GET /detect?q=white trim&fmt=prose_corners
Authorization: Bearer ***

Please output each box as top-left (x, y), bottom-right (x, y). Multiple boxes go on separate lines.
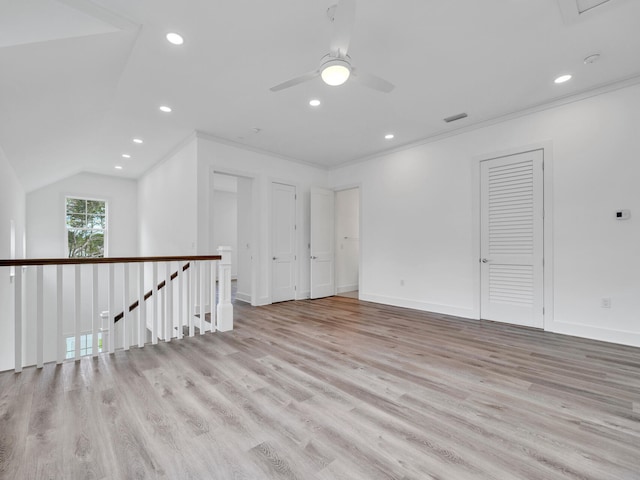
top-left (329, 182), bottom-right (363, 302)
top-left (196, 131), bottom-right (325, 171)
top-left (334, 74), bottom-right (640, 171)
top-left (336, 284), bottom-right (358, 294)
top-left (471, 141), bottom-right (554, 328)
top-left (63, 195), bottom-right (109, 258)
top-left (235, 292), bottom-right (252, 304)
top-left (207, 167), bottom-right (259, 306)
top-left (547, 322), bottom-right (640, 348)
top-left (360, 293), bottom-right (476, 320)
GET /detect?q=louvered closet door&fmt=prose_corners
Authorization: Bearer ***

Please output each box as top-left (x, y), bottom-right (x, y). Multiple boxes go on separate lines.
top-left (480, 150), bottom-right (544, 328)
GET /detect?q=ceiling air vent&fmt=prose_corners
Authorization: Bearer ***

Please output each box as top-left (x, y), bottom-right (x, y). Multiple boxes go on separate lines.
top-left (557, 0), bottom-right (628, 23)
top-left (444, 113), bottom-right (468, 123)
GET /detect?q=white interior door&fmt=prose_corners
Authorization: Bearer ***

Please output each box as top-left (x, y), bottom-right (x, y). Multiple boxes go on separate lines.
top-left (480, 149), bottom-right (544, 328)
top-left (271, 182), bottom-right (296, 303)
top-left (310, 187), bottom-right (335, 299)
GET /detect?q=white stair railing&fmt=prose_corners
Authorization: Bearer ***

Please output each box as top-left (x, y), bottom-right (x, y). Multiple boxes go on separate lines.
top-left (0, 248), bottom-right (233, 373)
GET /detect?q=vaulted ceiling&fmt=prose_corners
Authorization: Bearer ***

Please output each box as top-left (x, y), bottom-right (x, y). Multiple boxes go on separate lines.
top-left (1, 0), bottom-right (640, 191)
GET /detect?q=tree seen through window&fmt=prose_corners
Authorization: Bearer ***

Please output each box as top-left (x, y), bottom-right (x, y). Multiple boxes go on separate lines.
top-left (66, 197), bottom-right (107, 258)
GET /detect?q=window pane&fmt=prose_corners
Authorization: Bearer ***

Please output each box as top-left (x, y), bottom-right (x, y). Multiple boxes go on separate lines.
top-left (66, 198), bottom-right (86, 214)
top-left (66, 213), bottom-right (87, 228)
top-left (87, 200), bottom-right (106, 215)
top-left (66, 336), bottom-right (75, 359)
top-left (88, 215), bottom-right (105, 230)
top-left (68, 230), bottom-right (104, 258)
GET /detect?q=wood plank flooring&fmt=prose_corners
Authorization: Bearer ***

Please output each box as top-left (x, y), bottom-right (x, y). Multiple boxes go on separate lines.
top-left (1, 296), bottom-right (640, 479)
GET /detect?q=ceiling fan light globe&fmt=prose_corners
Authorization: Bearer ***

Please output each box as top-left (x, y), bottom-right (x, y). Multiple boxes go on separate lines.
top-left (320, 58), bottom-right (351, 86)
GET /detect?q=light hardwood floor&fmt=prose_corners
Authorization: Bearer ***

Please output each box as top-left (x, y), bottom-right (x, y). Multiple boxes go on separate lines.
top-left (1, 296), bottom-right (639, 479)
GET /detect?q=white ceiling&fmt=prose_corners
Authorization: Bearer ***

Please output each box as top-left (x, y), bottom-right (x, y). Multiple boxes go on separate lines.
top-left (1, 0), bottom-right (640, 191)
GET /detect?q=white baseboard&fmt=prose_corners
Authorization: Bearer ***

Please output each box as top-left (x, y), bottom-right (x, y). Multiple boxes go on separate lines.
top-left (359, 293), bottom-right (476, 320)
top-left (296, 291), bottom-right (310, 300)
top-left (235, 292), bottom-right (251, 304)
top-left (547, 320), bottom-right (640, 348)
top-left (336, 284), bottom-right (358, 294)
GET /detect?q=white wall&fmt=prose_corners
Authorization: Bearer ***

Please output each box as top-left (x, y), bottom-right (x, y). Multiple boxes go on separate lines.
top-left (329, 83), bottom-right (640, 346)
top-left (25, 172), bottom-right (139, 365)
top-left (138, 137), bottom-right (198, 256)
top-left (212, 189), bottom-right (238, 278)
top-left (196, 134), bottom-right (328, 305)
top-left (0, 148), bottom-right (25, 372)
top-left (335, 188), bottom-right (359, 293)
top-left (27, 172), bottom-right (138, 258)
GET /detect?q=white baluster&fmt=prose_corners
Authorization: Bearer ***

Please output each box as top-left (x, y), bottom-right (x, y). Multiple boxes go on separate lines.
top-left (217, 246), bottom-right (233, 331)
top-left (166, 261), bottom-right (173, 342)
top-left (199, 261), bottom-right (205, 335)
top-left (211, 259), bottom-right (217, 332)
top-left (139, 263), bottom-right (145, 348)
top-left (177, 263), bottom-right (183, 340)
top-left (74, 265), bottom-right (81, 360)
top-left (188, 261), bottom-right (194, 337)
top-left (56, 265), bottom-right (64, 364)
top-left (36, 265), bottom-right (44, 368)
top-left (123, 263), bottom-right (130, 351)
top-left (152, 262), bottom-right (158, 345)
top-left (92, 264), bottom-right (99, 357)
top-left (108, 264), bottom-right (115, 354)
top-left (14, 265), bottom-right (22, 372)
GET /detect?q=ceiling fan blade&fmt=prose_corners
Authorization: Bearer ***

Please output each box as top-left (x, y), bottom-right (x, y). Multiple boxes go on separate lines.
top-left (351, 68), bottom-right (395, 93)
top-left (270, 70), bottom-right (320, 92)
top-left (329, 0), bottom-right (356, 57)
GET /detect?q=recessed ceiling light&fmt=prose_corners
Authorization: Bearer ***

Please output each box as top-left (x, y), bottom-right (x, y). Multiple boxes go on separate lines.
top-left (385, 134), bottom-right (395, 140)
top-left (554, 74), bottom-right (572, 84)
top-left (309, 99), bottom-right (321, 107)
top-left (159, 105), bottom-right (172, 113)
top-left (133, 138), bottom-right (143, 144)
top-left (122, 154), bottom-right (131, 159)
top-left (115, 165), bottom-right (123, 170)
top-left (166, 33), bottom-right (184, 45)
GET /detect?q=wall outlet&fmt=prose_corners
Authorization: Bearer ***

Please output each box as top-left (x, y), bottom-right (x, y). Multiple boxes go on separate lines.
top-left (601, 297), bottom-right (611, 308)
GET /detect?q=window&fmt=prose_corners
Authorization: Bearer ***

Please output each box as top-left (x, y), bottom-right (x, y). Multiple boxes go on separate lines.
top-left (65, 333), bottom-right (103, 359)
top-left (66, 197), bottom-right (107, 258)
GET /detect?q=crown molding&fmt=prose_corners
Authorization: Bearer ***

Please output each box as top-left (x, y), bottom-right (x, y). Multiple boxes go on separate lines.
top-left (194, 130), bottom-right (327, 171)
top-left (333, 73), bottom-right (640, 170)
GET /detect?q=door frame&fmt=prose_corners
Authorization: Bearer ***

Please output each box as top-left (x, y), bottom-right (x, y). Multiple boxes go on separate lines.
top-left (331, 182), bottom-right (363, 299)
top-left (471, 142), bottom-right (554, 329)
top-left (268, 179), bottom-right (299, 304)
top-left (209, 168), bottom-right (259, 306)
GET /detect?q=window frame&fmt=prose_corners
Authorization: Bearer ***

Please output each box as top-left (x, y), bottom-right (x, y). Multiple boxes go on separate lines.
top-left (64, 196), bottom-right (109, 258)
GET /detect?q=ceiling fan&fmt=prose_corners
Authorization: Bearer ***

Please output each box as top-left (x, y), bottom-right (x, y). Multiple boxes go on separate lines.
top-left (270, 0), bottom-right (395, 93)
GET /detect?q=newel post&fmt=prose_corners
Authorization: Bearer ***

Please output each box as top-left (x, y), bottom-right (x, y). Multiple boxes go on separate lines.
top-left (216, 246), bottom-right (233, 331)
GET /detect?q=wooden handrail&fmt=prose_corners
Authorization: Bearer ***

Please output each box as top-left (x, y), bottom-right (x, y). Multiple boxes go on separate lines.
top-left (0, 255), bottom-right (221, 267)
top-left (113, 261), bottom-right (194, 323)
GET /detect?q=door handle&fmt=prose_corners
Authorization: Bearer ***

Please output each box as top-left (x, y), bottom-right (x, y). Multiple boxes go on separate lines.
top-left (272, 257), bottom-right (277, 260)
top-left (481, 258), bottom-right (490, 263)
top-left (311, 256), bottom-right (317, 260)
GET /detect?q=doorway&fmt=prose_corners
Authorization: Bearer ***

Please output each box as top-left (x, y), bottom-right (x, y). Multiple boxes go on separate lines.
top-left (335, 187), bottom-right (360, 298)
top-left (212, 172), bottom-right (255, 304)
top-left (480, 149), bottom-right (544, 328)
